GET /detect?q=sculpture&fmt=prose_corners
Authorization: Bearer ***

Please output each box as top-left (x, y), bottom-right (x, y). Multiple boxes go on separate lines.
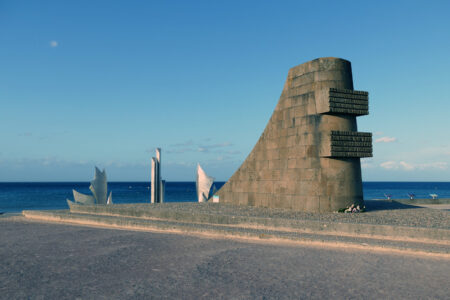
top-left (151, 148), bottom-right (165, 203)
top-left (196, 163), bottom-right (214, 202)
top-left (216, 57), bottom-right (372, 212)
top-left (67, 167), bottom-right (112, 206)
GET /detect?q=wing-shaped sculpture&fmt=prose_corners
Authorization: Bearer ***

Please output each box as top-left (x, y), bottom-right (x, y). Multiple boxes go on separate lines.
top-left (90, 167), bottom-right (107, 204)
top-left (72, 189), bottom-right (96, 205)
top-left (107, 191), bottom-right (113, 205)
top-left (196, 164), bottom-right (214, 203)
top-left (69, 167), bottom-right (111, 207)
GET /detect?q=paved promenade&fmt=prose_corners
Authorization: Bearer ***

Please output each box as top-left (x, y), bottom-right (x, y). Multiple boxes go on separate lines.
top-left (1, 216), bottom-right (449, 299)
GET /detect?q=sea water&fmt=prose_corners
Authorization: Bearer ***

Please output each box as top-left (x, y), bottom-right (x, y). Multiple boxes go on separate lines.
top-left (1, 182), bottom-right (450, 213)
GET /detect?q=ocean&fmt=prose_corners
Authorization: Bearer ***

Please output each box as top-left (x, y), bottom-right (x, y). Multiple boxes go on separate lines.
top-left (1, 181), bottom-right (450, 213)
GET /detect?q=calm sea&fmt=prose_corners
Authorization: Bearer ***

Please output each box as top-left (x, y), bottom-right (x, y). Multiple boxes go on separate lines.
top-left (1, 182), bottom-right (449, 213)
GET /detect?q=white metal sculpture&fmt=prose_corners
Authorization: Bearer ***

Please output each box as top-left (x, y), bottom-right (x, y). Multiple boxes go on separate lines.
top-left (151, 157), bottom-right (157, 203)
top-left (72, 189), bottom-right (95, 205)
top-left (90, 167), bottom-right (108, 204)
top-left (107, 191), bottom-right (113, 204)
top-left (67, 167), bottom-right (112, 206)
top-left (196, 163), bottom-right (214, 202)
top-left (151, 148), bottom-right (164, 203)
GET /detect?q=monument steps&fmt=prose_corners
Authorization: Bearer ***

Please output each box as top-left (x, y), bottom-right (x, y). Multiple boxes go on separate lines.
top-left (22, 203), bottom-right (449, 256)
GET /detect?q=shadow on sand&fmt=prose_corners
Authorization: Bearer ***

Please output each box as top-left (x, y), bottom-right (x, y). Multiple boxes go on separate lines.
top-left (364, 200), bottom-right (420, 212)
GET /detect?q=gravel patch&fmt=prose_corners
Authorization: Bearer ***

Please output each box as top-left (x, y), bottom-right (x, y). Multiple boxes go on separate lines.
top-left (88, 200), bottom-right (449, 230)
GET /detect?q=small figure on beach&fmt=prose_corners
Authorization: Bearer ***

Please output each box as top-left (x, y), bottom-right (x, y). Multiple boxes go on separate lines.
top-left (338, 204), bottom-right (365, 213)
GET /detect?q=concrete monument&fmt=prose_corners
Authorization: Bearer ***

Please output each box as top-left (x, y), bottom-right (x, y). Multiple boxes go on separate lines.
top-left (217, 57), bottom-right (372, 212)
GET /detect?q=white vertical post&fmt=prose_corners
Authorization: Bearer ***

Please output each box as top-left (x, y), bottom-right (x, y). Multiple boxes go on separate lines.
top-left (151, 148), bottom-right (163, 204)
top-left (156, 148), bottom-right (161, 203)
top-left (151, 157), bottom-right (157, 203)
top-left (160, 180), bottom-right (165, 203)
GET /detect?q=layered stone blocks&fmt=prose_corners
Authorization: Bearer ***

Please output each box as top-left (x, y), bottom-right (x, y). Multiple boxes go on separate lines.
top-left (320, 131), bottom-right (373, 158)
top-left (217, 57), bottom-right (372, 212)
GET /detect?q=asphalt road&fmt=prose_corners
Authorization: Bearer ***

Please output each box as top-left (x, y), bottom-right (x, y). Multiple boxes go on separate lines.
top-left (1, 218), bottom-right (449, 299)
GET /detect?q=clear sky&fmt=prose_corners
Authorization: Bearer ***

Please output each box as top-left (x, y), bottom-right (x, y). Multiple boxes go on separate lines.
top-left (1, 0), bottom-right (449, 182)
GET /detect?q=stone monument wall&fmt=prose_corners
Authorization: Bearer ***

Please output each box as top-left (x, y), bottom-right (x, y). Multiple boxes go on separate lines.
top-left (217, 57), bottom-right (372, 212)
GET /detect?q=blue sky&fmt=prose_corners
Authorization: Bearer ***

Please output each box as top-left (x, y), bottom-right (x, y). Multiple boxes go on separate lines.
top-left (1, 0), bottom-right (449, 182)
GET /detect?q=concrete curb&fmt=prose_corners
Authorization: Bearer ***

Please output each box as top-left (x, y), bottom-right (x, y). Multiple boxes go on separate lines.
top-left (22, 208), bottom-right (450, 246)
top-left (66, 203), bottom-right (450, 243)
top-left (21, 210), bottom-right (450, 256)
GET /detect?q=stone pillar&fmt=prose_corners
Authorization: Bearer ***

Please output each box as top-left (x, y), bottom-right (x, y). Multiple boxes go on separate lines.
top-left (217, 57), bottom-right (372, 212)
